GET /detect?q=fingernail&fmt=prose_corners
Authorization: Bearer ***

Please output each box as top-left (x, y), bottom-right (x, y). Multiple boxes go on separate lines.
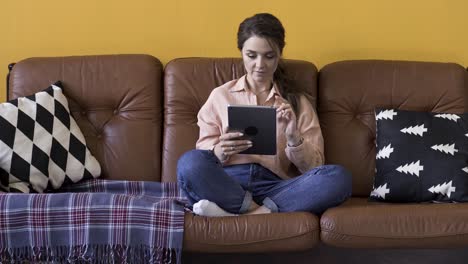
top-left (239, 133), bottom-right (244, 136)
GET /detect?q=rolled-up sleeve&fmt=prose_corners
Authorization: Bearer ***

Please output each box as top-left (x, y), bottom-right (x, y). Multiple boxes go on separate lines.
top-left (285, 96), bottom-right (324, 173)
top-left (196, 91), bottom-right (222, 150)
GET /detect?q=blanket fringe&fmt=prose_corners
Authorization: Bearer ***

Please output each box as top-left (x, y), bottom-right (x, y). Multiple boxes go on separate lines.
top-left (0, 244), bottom-right (180, 263)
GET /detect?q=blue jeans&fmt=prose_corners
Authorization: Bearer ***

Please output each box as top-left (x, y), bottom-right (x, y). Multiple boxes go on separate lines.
top-left (177, 149), bottom-right (352, 215)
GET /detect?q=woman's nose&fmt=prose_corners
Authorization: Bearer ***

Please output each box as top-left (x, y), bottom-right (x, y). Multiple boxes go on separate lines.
top-left (256, 57), bottom-right (266, 68)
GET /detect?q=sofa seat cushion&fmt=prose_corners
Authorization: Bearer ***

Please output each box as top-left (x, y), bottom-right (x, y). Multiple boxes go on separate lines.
top-left (321, 198), bottom-right (468, 248)
top-left (183, 211), bottom-right (319, 253)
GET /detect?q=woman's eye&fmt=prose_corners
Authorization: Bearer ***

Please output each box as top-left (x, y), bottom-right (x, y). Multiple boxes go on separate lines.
top-left (266, 54), bottom-right (276, 59)
top-left (247, 54), bottom-right (256, 58)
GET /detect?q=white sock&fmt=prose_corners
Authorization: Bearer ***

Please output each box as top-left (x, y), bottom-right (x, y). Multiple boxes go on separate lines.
top-left (193, 199), bottom-right (237, 217)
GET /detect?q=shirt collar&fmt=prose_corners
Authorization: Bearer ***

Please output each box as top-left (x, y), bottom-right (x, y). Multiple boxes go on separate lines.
top-left (229, 75), bottom-right (281, 99)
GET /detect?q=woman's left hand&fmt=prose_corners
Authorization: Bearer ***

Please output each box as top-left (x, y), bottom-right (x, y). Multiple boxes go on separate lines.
top-left (277, 103), bottom-right (302, 146)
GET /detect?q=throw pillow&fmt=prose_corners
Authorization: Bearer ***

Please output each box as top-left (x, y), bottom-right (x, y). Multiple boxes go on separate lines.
top-left (0, 81), bottom-right (101, 193)
top-left (371, 108), bottom-right (468, 203)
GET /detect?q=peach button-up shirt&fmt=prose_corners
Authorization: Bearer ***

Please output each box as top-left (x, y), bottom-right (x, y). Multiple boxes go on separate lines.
top-left (196, 75), bottom-right (324, 180)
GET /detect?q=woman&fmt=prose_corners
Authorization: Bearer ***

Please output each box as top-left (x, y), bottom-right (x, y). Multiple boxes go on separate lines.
top-left (177, 13), bottom-right (352, 217)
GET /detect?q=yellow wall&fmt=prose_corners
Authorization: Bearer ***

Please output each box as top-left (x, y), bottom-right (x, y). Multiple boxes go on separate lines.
top-left (1, 0), bottom-right (467, 102)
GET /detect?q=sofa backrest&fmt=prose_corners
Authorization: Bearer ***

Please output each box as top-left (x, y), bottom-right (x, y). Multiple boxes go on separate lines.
top-left (162, 58), bottom-right (318, 182)
top-left (318, 60), bottom-right (467, 197)
top-left (8, 54), bottom-right (164, 182)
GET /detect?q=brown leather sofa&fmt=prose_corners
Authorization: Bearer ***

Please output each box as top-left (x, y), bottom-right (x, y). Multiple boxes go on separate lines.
top-left (7, 55), bottom-right (468, 263)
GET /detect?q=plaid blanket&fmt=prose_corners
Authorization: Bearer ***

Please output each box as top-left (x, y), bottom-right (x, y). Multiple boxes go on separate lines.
top-left (0, 179), bottom-right (187, 264)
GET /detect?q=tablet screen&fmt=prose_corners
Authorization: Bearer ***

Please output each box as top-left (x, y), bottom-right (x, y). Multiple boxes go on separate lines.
top-left (227, 105), bottom-right (276, 155)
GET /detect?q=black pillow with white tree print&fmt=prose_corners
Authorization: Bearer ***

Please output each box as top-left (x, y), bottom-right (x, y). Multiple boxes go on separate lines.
top-left (371, 108), bottom-right (468, 203)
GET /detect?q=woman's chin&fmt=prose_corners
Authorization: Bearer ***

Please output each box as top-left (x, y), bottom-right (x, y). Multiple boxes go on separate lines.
top-left (252, 75), bottom-right (270, 83)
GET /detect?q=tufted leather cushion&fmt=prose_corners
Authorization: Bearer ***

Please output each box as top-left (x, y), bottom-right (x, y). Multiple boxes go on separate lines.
top-left (162, 57), bottom-right (318, 182)
top-left (8, 54), bottom-right (163, 182)
top-left (163, 57), bottom-right (320, 252)
top-left (319, 61), bottom-right (468, 248)
top-left (318, 60), bottom-right (466, 197)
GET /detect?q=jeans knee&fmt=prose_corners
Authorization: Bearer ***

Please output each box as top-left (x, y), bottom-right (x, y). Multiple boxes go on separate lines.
top-left (177, 149), bottom-right (220, 185)
top-left (177, 149), bottom-right (205, 183)
top-left (326, 164), bottom-right (353, 197)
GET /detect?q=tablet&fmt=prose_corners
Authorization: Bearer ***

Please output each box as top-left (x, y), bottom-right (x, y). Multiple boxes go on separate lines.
top-left (227, 105), bottom-right (276, 155)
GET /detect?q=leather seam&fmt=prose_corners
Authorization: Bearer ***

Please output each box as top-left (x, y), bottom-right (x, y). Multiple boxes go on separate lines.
top-left (321, 229), bottom-right (468, 239)
top-left (185, 229), bottom-right (319, 246)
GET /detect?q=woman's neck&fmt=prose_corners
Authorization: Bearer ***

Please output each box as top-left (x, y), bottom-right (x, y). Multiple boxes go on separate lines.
top-left (246, 75), bottom-right (273, 94)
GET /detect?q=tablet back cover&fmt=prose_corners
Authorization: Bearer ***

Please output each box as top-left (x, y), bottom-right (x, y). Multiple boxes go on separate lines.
top-left (228, 105), bottom-right (276, 155)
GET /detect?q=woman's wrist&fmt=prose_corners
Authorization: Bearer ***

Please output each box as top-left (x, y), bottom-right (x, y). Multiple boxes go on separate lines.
top-left (213, 144), bottom-right (228, 162)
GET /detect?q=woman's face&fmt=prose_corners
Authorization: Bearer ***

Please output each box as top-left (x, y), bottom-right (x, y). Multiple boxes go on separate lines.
top-left (241, 36), bottom-right (280, 85)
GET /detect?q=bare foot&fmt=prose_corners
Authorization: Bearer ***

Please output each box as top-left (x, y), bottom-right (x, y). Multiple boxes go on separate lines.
top-left (245, 205), bottom-right (272, 215)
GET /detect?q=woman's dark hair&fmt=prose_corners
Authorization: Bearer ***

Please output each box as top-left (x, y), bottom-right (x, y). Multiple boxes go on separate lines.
top-left (237, 13), bottom-right (303, 114)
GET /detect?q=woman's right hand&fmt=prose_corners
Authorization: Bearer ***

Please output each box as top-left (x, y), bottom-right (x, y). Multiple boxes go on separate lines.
top-left (214, 128), bottom-right (253, 161)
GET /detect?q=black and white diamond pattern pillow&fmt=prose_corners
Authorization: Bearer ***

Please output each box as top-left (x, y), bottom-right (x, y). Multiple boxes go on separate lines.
top-left (0, 82), bottom-right (101, 193)
top-left (371, 108), bottom-right (468, 203)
